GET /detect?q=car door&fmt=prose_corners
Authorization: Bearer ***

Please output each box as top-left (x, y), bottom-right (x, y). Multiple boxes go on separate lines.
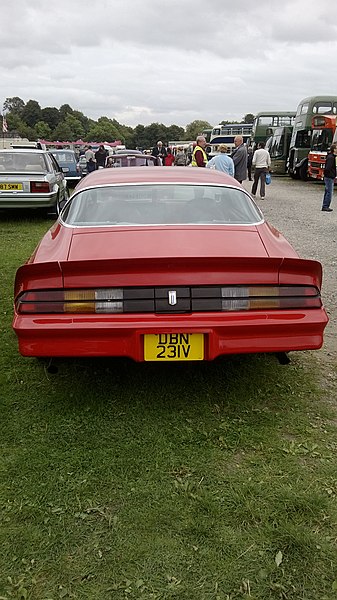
top-left (48, 152), bottom-right (67, 198)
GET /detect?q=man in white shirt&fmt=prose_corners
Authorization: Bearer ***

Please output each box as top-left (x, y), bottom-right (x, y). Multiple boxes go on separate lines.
top-left (251, 141), bottom-right (271, 199)
top-left (85, 145), bottom-right (96, 173)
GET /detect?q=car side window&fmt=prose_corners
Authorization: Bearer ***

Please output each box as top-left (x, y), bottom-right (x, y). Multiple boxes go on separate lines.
top-left (49, 153), bottom-right (62, 173)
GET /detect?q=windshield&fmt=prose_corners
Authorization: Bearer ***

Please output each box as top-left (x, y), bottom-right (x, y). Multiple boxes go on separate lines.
top-left (0, 152), bottom-right (48, 173)
top-left (311, 129), bottom-right (333, 151)
top-left (52, 152), bottom-right (76, 164)
top-left (62, 184), bottom-right (263, 227)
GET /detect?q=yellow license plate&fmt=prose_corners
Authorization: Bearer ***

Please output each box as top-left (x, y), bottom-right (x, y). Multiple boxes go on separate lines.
top-left (0, 183), bottom-right (23, 191)
top-left (144, 333), bottom-right (204, 361)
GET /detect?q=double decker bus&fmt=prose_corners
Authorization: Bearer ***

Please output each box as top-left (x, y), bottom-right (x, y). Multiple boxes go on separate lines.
top-left (208, 123), bottom-right (252, 154)
top-left (307, 115), bottom-right (337, 180)
top-left (287, 96), bottom-right (337, 180)
top-left (250, 112), bottom-right (295, 151)
top-left (265, 126), bottom-right (293, 175)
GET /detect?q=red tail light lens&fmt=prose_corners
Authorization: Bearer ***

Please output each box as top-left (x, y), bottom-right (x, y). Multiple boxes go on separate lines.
top-left (30, 181), bottom-right (51, 193)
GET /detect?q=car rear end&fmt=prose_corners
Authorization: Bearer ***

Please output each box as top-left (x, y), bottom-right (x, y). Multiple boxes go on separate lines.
top-left (0, 150), bottom-right (58, 209)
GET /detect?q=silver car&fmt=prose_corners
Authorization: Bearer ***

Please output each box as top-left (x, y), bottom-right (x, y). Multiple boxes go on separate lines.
top-left (0, 149), bottom-right (68, 211)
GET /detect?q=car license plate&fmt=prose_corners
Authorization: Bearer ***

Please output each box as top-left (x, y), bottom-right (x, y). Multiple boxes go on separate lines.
top-left (0, 183), bottom-right (23, 191)
top-left (144, 333), bottom-right (204, 361)
top-left (63, 168), bottom-right (69, 172)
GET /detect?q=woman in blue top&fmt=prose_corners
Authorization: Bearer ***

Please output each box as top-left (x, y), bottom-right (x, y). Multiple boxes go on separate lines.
top-left (206, 144), bottom-right (235, 176)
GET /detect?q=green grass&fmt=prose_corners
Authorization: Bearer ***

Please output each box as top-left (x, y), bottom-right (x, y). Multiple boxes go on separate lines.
top-left (1, 214), bottom-right (337, 600)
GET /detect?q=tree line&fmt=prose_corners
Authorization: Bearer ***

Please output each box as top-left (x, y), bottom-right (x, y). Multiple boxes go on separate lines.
top-left (2, 97), bottom-right (254, 148)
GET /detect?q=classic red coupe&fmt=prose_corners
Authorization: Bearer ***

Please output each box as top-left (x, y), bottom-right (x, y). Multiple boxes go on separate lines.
top-left (13, 167), bottom-right (328, 361)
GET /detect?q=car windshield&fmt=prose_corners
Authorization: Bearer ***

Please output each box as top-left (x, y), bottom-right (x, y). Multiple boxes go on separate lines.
top-left (62, 184), bottom-right (263, 226)
top-left (52, 152), bottom-right (76, 164)
top-left (0, 152), bottom-right (48, 173)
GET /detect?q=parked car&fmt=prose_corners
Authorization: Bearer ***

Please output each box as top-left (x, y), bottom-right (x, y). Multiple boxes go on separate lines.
top-left (77, 155), bottom-right (88, 177)
top-left (13, 167), bottom-right (328, 360)
top-left (0, 149), bottom-right (68, 211)
top-left (50, 149), bottom-right (81, 186)
top-left (106, 153), bottom-right (160, 167)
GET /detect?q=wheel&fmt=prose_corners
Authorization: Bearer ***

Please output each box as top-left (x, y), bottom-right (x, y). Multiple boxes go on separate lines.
top-left (56, 189), bottom-right (69, 216)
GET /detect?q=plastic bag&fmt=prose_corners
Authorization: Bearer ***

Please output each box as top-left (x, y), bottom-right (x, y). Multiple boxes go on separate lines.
top-left (265, 172), bottom-right (271, 185)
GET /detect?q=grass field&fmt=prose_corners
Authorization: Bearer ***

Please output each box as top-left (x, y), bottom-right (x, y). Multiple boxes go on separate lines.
top-left (1, 213), bottom-right (337, 600)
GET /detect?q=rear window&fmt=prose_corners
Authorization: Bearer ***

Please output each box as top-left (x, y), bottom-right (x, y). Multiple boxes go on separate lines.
top-left (52, 152), bottom-right (76, 164)
top-left (62, 184), bottom-right (263, 227)
top-left (0, 152), bottom-right (48, 173)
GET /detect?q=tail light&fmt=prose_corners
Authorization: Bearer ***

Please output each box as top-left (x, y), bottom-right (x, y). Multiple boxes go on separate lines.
top-left (30, 181), bottom-right (51, 193)
top-left (16, 286), bottom-right (322, 315)
top-left (220, 286), bottom-right (322, 311)
top-left (16, 289), bottom-right (123, 314)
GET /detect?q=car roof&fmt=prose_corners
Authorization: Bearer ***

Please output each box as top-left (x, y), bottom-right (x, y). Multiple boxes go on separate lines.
top-left (74, 166), bottom-right (241, 192)
top-left (0, 148), bottom-right (48, 154)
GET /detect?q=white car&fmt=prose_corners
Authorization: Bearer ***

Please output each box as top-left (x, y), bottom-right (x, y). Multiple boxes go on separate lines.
top-left (0, 149), bottom-right (68, 212)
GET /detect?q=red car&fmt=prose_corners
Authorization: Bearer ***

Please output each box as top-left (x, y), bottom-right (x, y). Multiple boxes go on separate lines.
top-left (13, 167), bottom-right (328, 362)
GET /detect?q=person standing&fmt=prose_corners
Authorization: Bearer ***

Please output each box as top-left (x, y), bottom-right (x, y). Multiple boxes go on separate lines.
top-left (251, 141), bottom-right (271, 199)
top-left (164, 147), bottom-right (175, 166)
top-left (247, 146), bottom-right (253, 181)
top-left (321, 143), bottom-right (337, 212)
top-left (85, 145), bottom-right (96, 173)
top-left (151, 141), bottom-right (167, 165)
top-left (206, 144), bottom-right (234, 176)
top-left (231, 135), bottom-right (247, 183)
top-left (191, 136), bottom-right (208, 167)
top-left (95, 144), bottom-right (108, 169)
top-left (174, 146), bottom-right (187, 166)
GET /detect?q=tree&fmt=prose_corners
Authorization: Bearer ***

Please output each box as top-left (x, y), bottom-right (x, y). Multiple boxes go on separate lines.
top-left (3, 96), bottom-right (25, 115)
top-left (243, 113), bottom-right (255, 124)
top-left (63, 114), bottom-right (85, 139)
top-left (41, 107), bottom-right (61, 129)
top-left (59, 104), bottom-right (74, 121)
top-left (51, 122), bottom-right (74, 141)
top-left (35, 121), bottom-right (52, 139)
top-left (166, 124), bottom-right (185, 141)
top-left (21, 100), bottom-right (42, 127)
top-left (185, 120), bottom-right (212, 141)
top-left (86, 117), bottom-right (121, 142)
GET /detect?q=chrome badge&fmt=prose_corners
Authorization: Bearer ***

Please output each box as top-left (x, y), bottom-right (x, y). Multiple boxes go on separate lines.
top-left (168, 290), bottom-right (177, 306)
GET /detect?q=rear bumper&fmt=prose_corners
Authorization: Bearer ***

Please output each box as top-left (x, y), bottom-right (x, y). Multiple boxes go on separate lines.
top-left (65, 176), bottom-right (81, 184)
top-left (13, 309), bottom-right (328, 359)
top-left (0, 191), bottom-right (58, 208)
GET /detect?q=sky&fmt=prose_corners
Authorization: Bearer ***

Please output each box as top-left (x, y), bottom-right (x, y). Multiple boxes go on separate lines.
top-left (3, 0), bottom-right (337, 128)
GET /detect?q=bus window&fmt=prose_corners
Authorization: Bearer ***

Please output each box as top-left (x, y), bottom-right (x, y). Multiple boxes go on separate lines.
top-left (313, 102), bottom-right (333, 114)
top-left (258, 116), bottom-right (274, 126)
top-left (300, 103), bottom-right (309, 115)
top-left (311, 129), bottom-right (333, 151)
top-left (294, 130), bottom-right (311, 148)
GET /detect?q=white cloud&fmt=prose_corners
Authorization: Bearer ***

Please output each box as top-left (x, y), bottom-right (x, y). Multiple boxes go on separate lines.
top-left (2, 0), bottom-right (337, 126)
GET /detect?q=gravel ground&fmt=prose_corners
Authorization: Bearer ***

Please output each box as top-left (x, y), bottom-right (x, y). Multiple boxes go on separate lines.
top-left (242, 175), bottom-right (337, 386)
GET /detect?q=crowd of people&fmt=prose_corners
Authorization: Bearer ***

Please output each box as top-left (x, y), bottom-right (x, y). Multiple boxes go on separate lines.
top-left (83, 137), bottom-right (336, 210)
